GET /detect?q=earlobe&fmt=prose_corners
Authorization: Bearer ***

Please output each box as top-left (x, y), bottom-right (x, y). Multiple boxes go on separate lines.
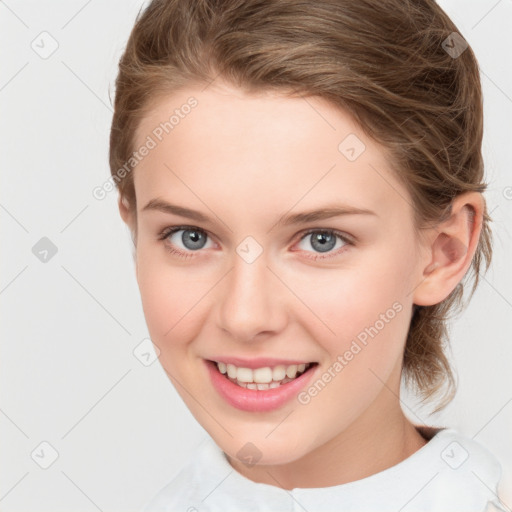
top-left (413, 192), bottom-right (484, 306)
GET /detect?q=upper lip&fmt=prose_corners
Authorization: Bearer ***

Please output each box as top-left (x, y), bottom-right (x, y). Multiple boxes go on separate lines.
top-left (207, 356), bottom-right (317, 369)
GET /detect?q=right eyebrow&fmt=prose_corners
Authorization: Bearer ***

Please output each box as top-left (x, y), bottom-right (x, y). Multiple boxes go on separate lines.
top-left (141, 199), bottom-right (211, 223)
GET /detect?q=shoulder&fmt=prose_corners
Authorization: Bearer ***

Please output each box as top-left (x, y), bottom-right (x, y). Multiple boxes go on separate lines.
top-left (410, 426), bottom-right (506, 511)
top-left (139, 437), bottom-right (225, 512)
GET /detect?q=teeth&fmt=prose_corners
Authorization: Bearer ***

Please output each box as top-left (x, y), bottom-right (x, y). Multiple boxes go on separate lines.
top-left (237, 367), bottom-right (255, 383)
top-left (254, 367), bottom-right (273, 383)
top-left (215, 361), bottom-right (313, 389)
top-left (272, 365), bottom-right (286, 381)
top-left (286, 365), bottom-right (298, 379)
top-left (226, 364), bottom-right (237, 379)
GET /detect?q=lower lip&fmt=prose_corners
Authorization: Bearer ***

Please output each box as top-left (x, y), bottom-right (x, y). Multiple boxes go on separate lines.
top-left (205, 359), bottom-right (318, 412)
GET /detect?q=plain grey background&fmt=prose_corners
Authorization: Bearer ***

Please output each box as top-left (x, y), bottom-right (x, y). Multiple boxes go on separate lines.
top-left (1, 0), bottom-right (511, 510)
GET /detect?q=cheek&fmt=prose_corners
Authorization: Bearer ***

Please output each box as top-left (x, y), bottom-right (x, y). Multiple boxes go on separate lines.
top-left (298, 265), bottom-right (405, 326)
top-left (135, 247), bottom-right (203, 345)
top-left (288, 255), bottom-right (412, 368)
top-left (297, 274), bottom-right (409, 424)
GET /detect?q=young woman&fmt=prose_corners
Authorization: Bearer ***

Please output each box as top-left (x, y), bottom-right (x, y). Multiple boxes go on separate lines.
top-left (109, 0), bottom-right (506, 510)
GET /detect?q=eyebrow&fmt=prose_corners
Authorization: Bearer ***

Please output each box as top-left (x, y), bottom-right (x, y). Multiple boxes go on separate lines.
top-left (141, 198), bottom-right (377, 226)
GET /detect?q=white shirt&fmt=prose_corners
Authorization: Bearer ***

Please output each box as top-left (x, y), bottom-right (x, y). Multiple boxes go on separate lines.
top-left (141, 426), bottom-right (506, 511)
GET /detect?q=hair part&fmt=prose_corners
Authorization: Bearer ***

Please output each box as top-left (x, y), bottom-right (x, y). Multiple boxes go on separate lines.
top-left (109, 0), bottom-right (493, 413)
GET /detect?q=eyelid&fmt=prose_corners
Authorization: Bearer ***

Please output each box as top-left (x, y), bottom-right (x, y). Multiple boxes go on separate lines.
top-left (158, 224), bottom-right (216, 242)
top-left (296, 227), bottom-right (354, 243)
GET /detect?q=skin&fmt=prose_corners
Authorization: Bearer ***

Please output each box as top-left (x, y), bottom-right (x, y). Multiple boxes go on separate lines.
top-left (118, 79), bottom-right (484, 490)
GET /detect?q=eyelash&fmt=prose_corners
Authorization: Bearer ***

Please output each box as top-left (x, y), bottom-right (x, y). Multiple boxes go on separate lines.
top-left (157, 225), bottom-right (354, 261)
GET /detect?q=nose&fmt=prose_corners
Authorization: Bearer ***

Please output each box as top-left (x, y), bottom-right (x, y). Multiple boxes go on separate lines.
top-left (216, 251), bottom-right (288, 342)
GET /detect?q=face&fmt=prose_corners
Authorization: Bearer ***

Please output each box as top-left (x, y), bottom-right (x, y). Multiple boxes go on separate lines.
top-left (125, 80), bottom-right (429, 467)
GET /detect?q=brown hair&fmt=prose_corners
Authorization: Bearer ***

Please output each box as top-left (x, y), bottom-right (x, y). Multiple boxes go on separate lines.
top-left (109, 0), bottom-right (493, 413)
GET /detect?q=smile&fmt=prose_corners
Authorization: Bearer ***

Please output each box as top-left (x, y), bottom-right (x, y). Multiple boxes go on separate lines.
top-left (214, 361), bottom-right (315, 390)
top-left (205, 359), bottom-right (319, 412)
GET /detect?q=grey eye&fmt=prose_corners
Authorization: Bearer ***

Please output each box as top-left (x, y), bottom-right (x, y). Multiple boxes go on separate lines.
top-left (169, 229), bottom-right (210, 251)
top-left (298, 231), bottom-right (344, 253)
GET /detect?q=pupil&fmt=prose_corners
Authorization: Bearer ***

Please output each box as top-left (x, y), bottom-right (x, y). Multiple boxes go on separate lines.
top-left (312, 232), bottom-right (335, 253)
top-left (183, 230), bottom-right (206, 250)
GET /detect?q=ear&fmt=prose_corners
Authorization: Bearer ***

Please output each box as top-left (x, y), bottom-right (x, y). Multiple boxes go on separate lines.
top-left (118, 195), bottom-right (138, 273)
top-left (412, 191), bottom-right (484, 306)
top-left (118, 195), bottom-right (137, 236)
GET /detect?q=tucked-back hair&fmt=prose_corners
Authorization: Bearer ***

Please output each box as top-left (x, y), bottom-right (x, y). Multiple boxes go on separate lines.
top-left (109, 0), bottom-right (493, 413)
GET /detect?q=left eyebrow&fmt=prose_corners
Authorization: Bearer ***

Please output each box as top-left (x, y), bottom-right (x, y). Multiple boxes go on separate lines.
top-left (275, 205), bottom-right (378, 227)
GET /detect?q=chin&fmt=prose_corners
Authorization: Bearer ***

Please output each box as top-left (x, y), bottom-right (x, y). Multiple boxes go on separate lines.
top-left (221, 434), bottom-right (310, 467)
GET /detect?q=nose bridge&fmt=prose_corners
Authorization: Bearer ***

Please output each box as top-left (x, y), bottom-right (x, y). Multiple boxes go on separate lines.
top-left (216, 244), bottom-right (285, 341)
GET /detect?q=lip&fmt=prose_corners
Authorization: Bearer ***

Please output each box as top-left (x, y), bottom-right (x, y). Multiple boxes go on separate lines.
top-left (207, 356), bottom-right (316, 369)
top-left (205, 359), bottom-right (319, 412)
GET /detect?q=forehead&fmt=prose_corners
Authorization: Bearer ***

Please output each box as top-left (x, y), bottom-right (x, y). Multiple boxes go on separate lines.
top-left (132, 81), bottom-right (412, 222)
